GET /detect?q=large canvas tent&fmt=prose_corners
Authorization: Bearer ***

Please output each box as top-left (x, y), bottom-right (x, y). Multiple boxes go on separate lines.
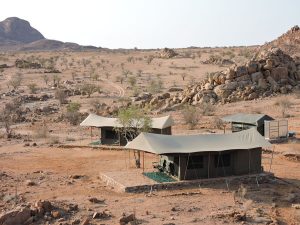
top-left (80, 114), bottom-right (174, 145)
top-left (222, 113), bottom-right (274, 136)
top-left (126, 128), bottom-right (271, 180)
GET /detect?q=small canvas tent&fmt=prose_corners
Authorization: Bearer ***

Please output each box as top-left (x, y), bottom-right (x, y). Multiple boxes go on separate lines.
top-left (126, 128), bottom-right (271, 180)
top-left (80, 114), bottom-right (174, 145)
top-left (222, 113), bottom-right (274, 136)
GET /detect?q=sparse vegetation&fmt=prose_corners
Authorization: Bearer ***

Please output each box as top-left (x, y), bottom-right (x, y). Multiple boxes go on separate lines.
top-left (274, 97), bottom-right (293, 118)
top-left (65, 102), bottom-right (81, 125)
top-left (182, 104), bottom-right (200, 129)
top-left (27, 83), bottom-right (38, 94)
top-left (55, 89), bottom-right (67, 105)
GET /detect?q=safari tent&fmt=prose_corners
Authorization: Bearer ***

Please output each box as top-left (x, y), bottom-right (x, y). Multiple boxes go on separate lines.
top-left (126, 128), bottom-right (271, 180)
top-left (80, 114), bottom-right (174, 145)
top-left (221, 113), bottom-right (274, 136)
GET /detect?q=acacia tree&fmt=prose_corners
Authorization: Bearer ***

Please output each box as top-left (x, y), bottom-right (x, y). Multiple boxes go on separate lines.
top-left (115, 106), bottom-right (152, 168)
top-left (0, 99), bottom-right (22, 138)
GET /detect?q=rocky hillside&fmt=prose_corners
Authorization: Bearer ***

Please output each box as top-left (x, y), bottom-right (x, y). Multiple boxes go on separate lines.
top-left (0, 17), bottom-right (44, 44)
top-left (132, 47), bottom-right (300, 111)
top-left (263, 25), bottom-right (300, 58)
top-left (0, 17), bottom-right (100, 51)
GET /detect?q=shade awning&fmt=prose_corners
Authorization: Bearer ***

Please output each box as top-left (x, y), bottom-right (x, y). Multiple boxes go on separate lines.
top-left (125, 128), bottom-right (272, 154)
top-left (80, 114), bottom-right (174, 129)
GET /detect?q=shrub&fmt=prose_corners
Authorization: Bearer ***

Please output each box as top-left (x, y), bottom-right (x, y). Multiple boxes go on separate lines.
top-left (274, 97), bottom-right (293, 118)
top-left (65, 102), bottom-right (81, 125)
top-left (211, 117), bottom-right (225, 129)
top-left (199, 102), bottom-right (215, 116)
top-left (81, 83), bottom-right (100, 97)
top-left (55, 89), bottom-right (67, 105)
top-left (9, 73), bottom-right (22, 90)
top-left (182, 104), bottom-right (200, 129)
top-left (128, 76), bottom-right (137, 86)
top-left (27, 83), bottom-right (38, 94)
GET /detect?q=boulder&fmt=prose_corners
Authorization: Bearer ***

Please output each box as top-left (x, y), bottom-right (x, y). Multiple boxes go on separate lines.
top-left (248, 92), bottom-right (259, 100)
top-left (204, 83), bottom-right (213, 90)
top-left (280, 86), bottom-right (288, 94)
top-left (271, 66), bottom-right (289, 81)
top-left (258, 78), bottom-right (268, 90)
top-left (267, 76), bottom-right (279, 91)
top-left (235, 66), bottom-right (248, 77)
top-left (247, 61), bottom-right (259, 74)
top-left (168, 87), bottom-right (183, 92)
top-left (119, 214), bottom-right (135, 224)
top-left (235, 74), bottom-right (251, 82)
top-left (0, 207), bottom-right (31, 225)
top-left (264, 59), bottom-right (275, 70)
top-left (251, 72), bottom-right (264, 83)
top-left (226, 67), bottom-right (236, 80)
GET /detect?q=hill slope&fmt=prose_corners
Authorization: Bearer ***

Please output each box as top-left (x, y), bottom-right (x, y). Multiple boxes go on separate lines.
top-left (263, 25), bottom-right (300, 58)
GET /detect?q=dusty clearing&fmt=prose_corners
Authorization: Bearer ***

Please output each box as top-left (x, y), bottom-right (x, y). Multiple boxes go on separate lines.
top-left (0, 142), bottom-right (300, 224)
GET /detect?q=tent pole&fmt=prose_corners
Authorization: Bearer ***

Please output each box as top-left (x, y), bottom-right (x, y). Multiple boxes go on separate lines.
top-left (90, 127), bottom-right (92, 142)
top-left (143, 151), bottom-right (145, 173)
top-left (129, 149), bottom-right (130, 168)
top-left (208, 152), bottom-right (210, 178)
top-left (184, 153), bottom-right (190, 180)
top-left (248, 149), bottom-right (251, 176)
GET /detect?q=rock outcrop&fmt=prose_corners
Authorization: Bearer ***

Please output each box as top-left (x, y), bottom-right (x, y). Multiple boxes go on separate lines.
top-left (159, 48), bottom-right (178, 58)
top-left (263, 25), bottom-right (300, 57)
top-left (0, 17), bottom-right (44, 44)
top-left (132, 47), bottom-right (300, 111)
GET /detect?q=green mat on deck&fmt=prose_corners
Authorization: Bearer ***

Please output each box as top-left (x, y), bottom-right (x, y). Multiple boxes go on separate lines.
top-left (89, 140), bottom-right (101, 145)
top-left (143, 172), bottom-right (176, 183)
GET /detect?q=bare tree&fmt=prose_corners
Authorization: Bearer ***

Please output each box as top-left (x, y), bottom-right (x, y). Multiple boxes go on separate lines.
top-left (55, 89), bottom-right (67, 105)
top-left (0, 99), bottom-right (22, 138)
top-left (9, 73), bottom-right (22, 90)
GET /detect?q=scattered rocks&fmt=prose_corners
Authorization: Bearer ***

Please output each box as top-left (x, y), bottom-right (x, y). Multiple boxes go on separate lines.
top-left (15, 59), bottom-right (42, 69)
top-left (0, 207), bottom-right (31, 225)
top-left (0, 64), bottom-right (9, 69)
top-left (88, 197), bottom-right (105, 204)
top-left (202, 55), bottom-right (234, 66)
top-left (92, 210), bottom-right (111, 219)
top-left (292, 204), bottom-right (300, 209)
top-left (119, 213), bottom-right (135, 224)
top-left (25, 179), bottom-right (36, 186)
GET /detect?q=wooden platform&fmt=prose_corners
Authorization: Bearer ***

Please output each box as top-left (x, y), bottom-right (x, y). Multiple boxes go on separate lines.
top-left (99, 170), bottom-right (274, 193)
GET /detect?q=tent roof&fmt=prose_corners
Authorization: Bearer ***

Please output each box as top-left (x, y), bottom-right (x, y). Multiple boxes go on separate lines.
top-left (80, 114), bottom-right (174, 129)
top-left (221, 113), bottom-right (274, 125)
top-left (125, 128), bottom-right (272, 154)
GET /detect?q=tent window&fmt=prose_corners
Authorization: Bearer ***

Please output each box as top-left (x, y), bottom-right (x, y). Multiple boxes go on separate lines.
top-left (105, 130), bottom-right (117, 139)
top-left (187, 156), bottom-right (204, 169)
top-left (214, 153), bottom-right (231, 168)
